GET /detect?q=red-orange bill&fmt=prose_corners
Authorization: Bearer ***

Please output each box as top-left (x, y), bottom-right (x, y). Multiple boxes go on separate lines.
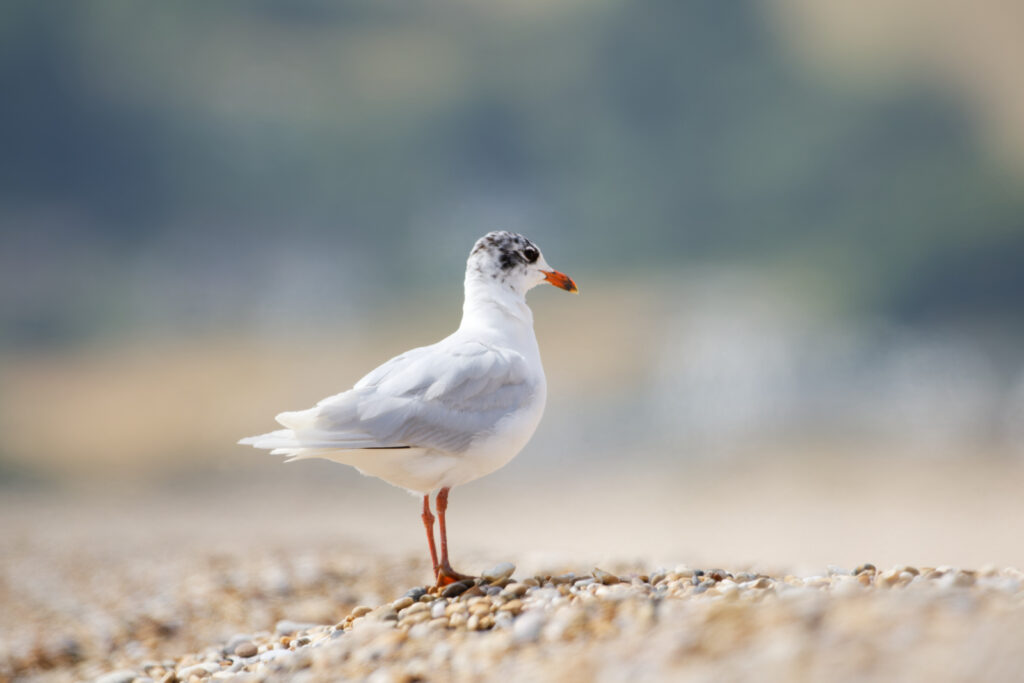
top-left (542, 269), bottom-right (578, 293)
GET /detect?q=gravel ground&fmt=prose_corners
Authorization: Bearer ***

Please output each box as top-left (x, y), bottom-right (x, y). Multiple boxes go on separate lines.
top-left (4, 545), bottom-right (1024, 683)
top-left (4, 463), bottom-right (1024, 683)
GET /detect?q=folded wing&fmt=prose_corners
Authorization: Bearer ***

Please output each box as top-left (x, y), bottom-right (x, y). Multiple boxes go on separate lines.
top-left (244, 340), bottom-right (534, 455)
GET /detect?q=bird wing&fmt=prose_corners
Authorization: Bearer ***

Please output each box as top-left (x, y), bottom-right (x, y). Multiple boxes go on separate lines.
top-left (273, 340), bottom-right (535, 453)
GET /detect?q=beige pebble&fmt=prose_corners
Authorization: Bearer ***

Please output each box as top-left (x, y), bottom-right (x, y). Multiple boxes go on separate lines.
top-left (391, 596), bottom-right (415, 610)
top-left (350, 606), bottom-right (373, 619)
top-left (370, 605), bottom-right (398, 621)
top-left (445, 602), bottom-right (467, 616)
top-left (399, 602), bottom-right (429, 618)
top-left (401, 611), bottom-right (431, 627)
top-left (233, 641), bottom-right (257, 658)
top-left (498, 599), bottom-right (524, 614)
top-left (501, 583), bottom-right (528, 598)
top-left (593, 568), bottom-right (621, 585)
top-left (877, 570), bottom-right (908, 588)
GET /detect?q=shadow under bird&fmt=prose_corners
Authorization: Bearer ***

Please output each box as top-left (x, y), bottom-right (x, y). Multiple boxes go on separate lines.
top-left (240, 231), bottom-right (577, 585)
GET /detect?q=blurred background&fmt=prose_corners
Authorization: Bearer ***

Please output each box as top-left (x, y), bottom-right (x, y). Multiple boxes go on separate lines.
top-left (3, 0), bottom-right (1024, 579)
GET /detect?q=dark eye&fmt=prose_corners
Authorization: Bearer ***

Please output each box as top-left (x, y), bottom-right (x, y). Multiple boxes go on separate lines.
top-left (522, 247), bottom-right (539, 263)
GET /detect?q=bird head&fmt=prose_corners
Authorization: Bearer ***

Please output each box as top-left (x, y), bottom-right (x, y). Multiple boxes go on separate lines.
top-left (467, 231), bottom-right (578, 296)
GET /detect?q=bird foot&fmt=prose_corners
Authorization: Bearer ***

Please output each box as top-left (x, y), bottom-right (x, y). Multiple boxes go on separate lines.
top-left (435, 566), bottom-right (474, 587)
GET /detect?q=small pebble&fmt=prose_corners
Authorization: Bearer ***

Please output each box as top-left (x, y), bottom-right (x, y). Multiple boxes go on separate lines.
top-left (498, 599), bottom-right (524, 614)
top-left (405, 587), bottom-right (427, 600)
top-left (370, 605), bottom-right (398, 622)
top-left (502, 583), bottom-right (529, 598)
top-left (178, 662), bottom-right (220, 679)
top-left (96, 672), bottom-right (139, 683)
top-left (513, 610), bottom-right (546, 643)
top-left (233, 641), bottom-right (258, 658)
top-left (593, 568), bottom-right (621, 585)
top-left (482, 562), bottom-right (516, 583)
top-left (400, 601), bottom-right (429, 617)
top-left (391, 596), bottom-right (415, 610)
top-left (441, 580), bottom-right (474, 598)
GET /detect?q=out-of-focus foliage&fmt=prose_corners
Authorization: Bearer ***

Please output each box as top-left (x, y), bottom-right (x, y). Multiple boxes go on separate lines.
top-left (1, 0), bottom-right (1022, 349)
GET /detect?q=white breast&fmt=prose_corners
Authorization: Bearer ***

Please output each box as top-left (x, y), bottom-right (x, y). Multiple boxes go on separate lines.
top-left (446, 379), bottom-right (547, 488)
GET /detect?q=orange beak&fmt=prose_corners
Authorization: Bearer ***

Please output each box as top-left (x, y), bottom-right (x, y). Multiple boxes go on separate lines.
top-left (542, 269), bottom-right (578, 293)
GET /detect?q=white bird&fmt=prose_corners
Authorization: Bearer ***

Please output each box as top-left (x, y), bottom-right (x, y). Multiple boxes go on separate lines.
top-left (240, 231), bottom-right (577, 585)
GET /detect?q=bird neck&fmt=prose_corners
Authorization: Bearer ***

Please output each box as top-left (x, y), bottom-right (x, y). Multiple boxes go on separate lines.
top-left (460, 271), bottom-right (534, 333)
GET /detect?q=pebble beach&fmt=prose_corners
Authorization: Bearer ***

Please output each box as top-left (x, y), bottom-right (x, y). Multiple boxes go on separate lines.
top-left (4, 460), bottom-right (1024, 683)
top-left (5, 547), bottom-right (1024, 683)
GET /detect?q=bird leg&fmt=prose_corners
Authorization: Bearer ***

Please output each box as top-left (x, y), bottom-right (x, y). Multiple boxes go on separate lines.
top-left (435, 487), bottom-right (473, 586)
top-left (421, 494), bottom-right (439, 580)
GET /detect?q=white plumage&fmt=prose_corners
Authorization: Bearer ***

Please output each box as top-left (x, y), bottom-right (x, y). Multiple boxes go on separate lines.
top-left (239, 231), bottom-right (576, 496)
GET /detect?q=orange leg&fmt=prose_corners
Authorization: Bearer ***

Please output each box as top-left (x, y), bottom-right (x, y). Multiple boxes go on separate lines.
top-left (435, 487), bottom-right (473, 586)
top-left (421, 494), bottom-right (439, 580)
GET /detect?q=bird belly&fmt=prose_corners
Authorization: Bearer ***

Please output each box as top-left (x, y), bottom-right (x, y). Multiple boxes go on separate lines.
top-left (443, 388), bottom-right (546, 489)
top-left (313, 447), bottom-right (459, 494)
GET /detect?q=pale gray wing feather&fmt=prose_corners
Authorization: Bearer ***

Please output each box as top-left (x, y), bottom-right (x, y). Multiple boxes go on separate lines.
top-left (298, 340), bottom-right (533, 453)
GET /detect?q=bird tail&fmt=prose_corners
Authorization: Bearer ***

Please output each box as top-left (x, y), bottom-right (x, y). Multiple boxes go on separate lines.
top-left (237, 428), bottom-right (300, 451)
top-left (236, 407), bottom-right (329, 451)
top-left (236, 429), bottom-right (342, 461)
top-left (238, 405), bottom-right (401, 458)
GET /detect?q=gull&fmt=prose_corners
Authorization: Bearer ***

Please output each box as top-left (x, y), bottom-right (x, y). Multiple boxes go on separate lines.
top-left (240, 231), bottom-right (577, 585)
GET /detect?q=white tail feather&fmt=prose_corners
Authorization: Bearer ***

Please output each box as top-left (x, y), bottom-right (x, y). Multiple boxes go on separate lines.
top-left (275, 408), bottom-right (319, 430)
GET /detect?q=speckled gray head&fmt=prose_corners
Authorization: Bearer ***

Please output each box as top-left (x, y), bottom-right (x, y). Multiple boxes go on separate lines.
top-left (468, 231), bottom-right (577, 295)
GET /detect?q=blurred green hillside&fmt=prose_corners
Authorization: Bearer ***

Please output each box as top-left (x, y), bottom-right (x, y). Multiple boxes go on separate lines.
top-left (2, 0), bottom-right (1023, 350)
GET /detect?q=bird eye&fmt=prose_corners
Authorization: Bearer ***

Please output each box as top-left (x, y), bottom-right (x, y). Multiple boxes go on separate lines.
top-left (522, 247), bottom-right (539, 263)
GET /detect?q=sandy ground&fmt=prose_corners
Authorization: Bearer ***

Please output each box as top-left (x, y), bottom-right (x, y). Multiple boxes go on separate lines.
top-left (2, 456), bottom-right (1024, 681)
